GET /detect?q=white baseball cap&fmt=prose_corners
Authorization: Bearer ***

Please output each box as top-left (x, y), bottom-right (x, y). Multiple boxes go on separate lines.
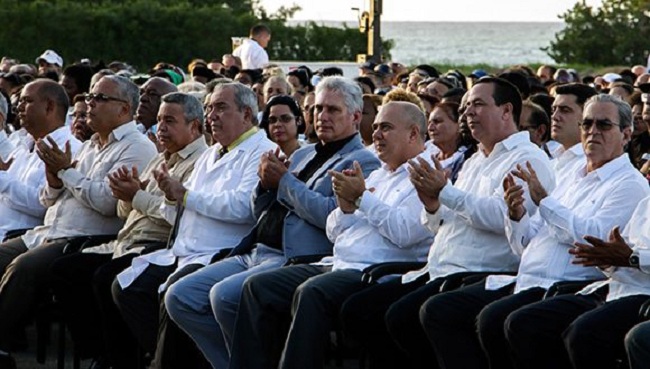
top-left (35, 49), bottom-right (63, 67)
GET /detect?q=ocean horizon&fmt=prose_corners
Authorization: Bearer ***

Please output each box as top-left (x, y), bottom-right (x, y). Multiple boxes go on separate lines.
top-left (288, 20), bottom-right (566, 67)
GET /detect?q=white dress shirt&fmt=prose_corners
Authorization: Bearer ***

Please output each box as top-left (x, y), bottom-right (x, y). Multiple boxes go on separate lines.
top-left (233, 38), bottom-right (269, 70)
top-left (22, 121), bottom-right (157, 249)
top-left (82, 136), bottom-right (209, 257)
top-left (7, 128), bottom-right (32, 152)
top-left (0, 130), bottom-right (15, 161)
top-left (551, 143), bottom-right (585, 193)
top-left (403, 132), bottom-right (556, 283)
top-left (579, 196), bottom-right (650, 301)
top-left (117, 130), bottom-right (276, 289)
top-left (0, 126), bottom-right (81, 241)
top-left (486, 154), bottom-right (650, 293)
top-left (325, 147), bottom-right (436, 271)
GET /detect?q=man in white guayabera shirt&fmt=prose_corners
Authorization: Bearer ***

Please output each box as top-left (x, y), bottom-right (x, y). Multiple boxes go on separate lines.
top-left (0, 75), bottom-right (156, 367)
top-left (332, 77), bottom-right (555, 369)
top-left (419, 94), bottom-right (650, 369)
top-left (0, 81), bottom-right (82, 242)
top-left (110, 82), bottom-right (275, 366)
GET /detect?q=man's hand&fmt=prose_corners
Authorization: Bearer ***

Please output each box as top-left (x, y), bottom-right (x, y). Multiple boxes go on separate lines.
top-left (153, 162), bottom-right (186, 202)
top-left (109, 165), bottom-right (147, 202)
top-left (258, 148), bottom-right (289, 190)
top-left (36, 137), bottom-right (73, 174)
top-left (329, 161), bottom-right (366, 205)
top-left (503, 173), bottom-right (526, 221)
top-left (44, 165), bottom-right (64, 189)
top-left (569, 227), bottom-right (633, 268)
top-left (408, 155), bottom-right (446, 214)
top-left (511, 161), bottom-right (547, 206)
top-left (0, 156), bottom-right (13, 172)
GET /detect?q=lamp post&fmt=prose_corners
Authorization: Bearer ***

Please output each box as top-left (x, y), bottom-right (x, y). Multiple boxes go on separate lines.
top-left (354, 0), bottom-right (383, 64)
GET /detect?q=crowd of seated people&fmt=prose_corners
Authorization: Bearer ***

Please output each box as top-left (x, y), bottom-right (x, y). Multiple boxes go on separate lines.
top-left (0, 44), bottom-right (649, 369)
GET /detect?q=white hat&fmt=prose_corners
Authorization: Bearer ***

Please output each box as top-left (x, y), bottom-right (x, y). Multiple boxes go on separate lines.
top-left (35, 49), bottom-right (63, 67)
top-left (602, 73), bottom-right (621, 83)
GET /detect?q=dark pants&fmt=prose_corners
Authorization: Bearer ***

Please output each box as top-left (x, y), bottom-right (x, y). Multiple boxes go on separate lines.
top-left (229, 264), bottom-right (353, 369)
top-left (505, 291), bottom-right (647, 369)
top-left (625, 320), bottom-right (650, 369)
top-left (563, 295), bottom-right (649, 369)
top-left (50, 252), bottom-right (113, 358)
top-left (111, 262), bottom-right (206, 369)
top-left (148, 263), bottom-right (208, 369)
top-left (420, 280), bottom-right (545, 369)
top-left (49, 251), bottom-right (137, 368)
top-left (340, 276), bottom-right (432, 369)
top-left (419, 281), bottom-right (512, 369)
top-left (0, 237), bottom-right (68, 351)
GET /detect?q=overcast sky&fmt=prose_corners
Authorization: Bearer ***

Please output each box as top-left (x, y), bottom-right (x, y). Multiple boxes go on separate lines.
top-left (258, 0), bottom-right (604, 22)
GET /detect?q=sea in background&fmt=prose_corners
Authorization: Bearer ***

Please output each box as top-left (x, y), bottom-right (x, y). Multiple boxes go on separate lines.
top-left (288, 21), bottom-right (566, 67)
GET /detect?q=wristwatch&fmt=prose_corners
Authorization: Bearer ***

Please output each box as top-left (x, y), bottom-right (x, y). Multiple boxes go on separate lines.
top-left (629, 252), bottom-right (640, 268)
top-left (354, 193), bottom-right (363, 209)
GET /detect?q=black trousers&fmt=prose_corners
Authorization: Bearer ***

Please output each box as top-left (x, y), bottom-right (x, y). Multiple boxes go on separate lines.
top-left (0, 237), bottom-right (68, 351)
top-left (148, 263), bottom-right (210, 369)
top-left (111, 262), bottom-right (207, 369)
top-left (339, 275), bottom-right (436, 369)
top-left (50, 252), bottom-right (113, 358)
top-left (505, 291), bottom-right (648, 369)
top-left (420, 280), bottom-right (545, 369)
top-left (228, 264), bottom-right (367, 369)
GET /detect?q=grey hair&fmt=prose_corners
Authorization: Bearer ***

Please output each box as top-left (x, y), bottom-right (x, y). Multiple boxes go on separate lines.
top-left (103, 75), bottom-right (140, 117)
top-left (315, 76), bottom-right (363, 114)
top-left (90, 69), bottom-right (115, 89)
top-left (161, 92), bottom-right (204, 129)
top-left (385, 101), bottom-right (427, 141)
top-left (214, 82), bottom-right (259, 125)
top-left (584, 93), bottom-right (633, 131)
top-left (0, 93), bottom-right (7, 124)
top-left (263, 75), bottom-right (291, 95)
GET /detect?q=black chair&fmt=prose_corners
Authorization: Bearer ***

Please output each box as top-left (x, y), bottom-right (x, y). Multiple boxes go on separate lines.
top-left (1, 228), bottom-right (32, 242)
top-left (542, 280), bottom-right (600, 300)
top-left (36, 234), bottom-right (118, 369)
top-left (438, 271), bottom-right (515, 292)
top-left (361, 262), bottom-right (426, 284)
top-left (640, 299), bottom-right (650, 320)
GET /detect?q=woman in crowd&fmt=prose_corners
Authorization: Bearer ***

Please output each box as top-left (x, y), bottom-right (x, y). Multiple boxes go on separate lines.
top-left (70, 94), bottom-right (94, 141)
top-left (427, 101), bottom-right (475, 183)
top-left (259, 95), bottom-right (305, 158)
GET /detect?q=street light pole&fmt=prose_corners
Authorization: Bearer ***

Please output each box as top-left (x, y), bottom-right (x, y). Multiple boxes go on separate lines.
top-left (355, 0), bottom-right (383, 64)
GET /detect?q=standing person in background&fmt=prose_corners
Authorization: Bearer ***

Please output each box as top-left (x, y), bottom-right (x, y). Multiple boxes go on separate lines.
top-left (233, 24), bottom-right (271, 70)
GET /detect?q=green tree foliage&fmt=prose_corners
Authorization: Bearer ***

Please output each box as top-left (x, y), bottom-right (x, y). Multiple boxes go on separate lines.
top-left (0, 0), bottom-right (392, 70)
top-left (547, 0), bottom-right (650, 65)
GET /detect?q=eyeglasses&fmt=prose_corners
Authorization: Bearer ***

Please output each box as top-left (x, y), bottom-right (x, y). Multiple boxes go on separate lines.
top-left (268, 114), bottom-right (295, 124)
top-left (84, 93), bottom-right (128, 104)
top-left (580, 118), bottom-right (620, 131)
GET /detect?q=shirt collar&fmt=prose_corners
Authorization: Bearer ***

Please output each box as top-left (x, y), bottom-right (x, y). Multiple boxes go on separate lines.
top-left (226, 126), bottom-right (258, 152)
top-left (314, 133), bottom-right (357, 156)
top-left (590, 153), bottom-right (631, 181)
top-left (166, 135), bottom-right (208, 161)
top-left (90, 120), bottom-right (138, 148)
top-left (481, 131), bottom-right (529, 156)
